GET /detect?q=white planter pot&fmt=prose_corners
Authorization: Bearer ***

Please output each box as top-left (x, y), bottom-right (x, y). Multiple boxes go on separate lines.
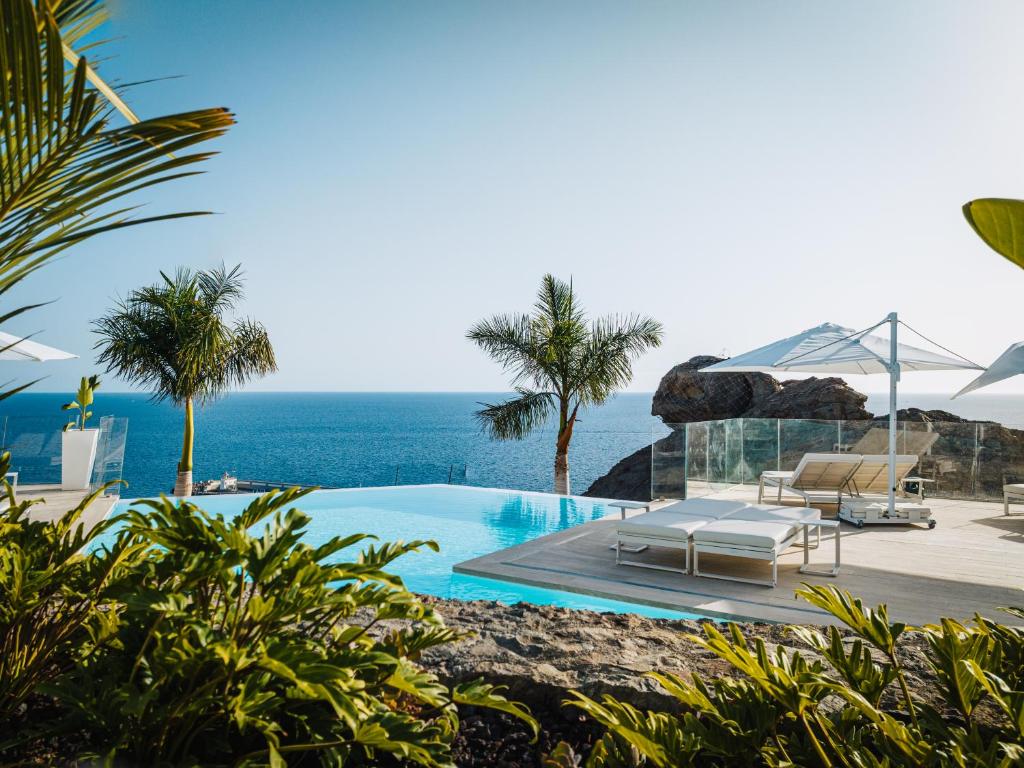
top-left (62, 428), bottom-right (99, 490)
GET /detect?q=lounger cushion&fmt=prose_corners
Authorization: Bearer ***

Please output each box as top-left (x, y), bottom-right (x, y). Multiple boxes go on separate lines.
top-left (617, 511), bottom-right (710, 541)
top-left (656, 498), bottom-right (749, 519)
top-left (727, 505), bottom-right (820, 524)
top-left (692, 519), bottom-right (798, 549)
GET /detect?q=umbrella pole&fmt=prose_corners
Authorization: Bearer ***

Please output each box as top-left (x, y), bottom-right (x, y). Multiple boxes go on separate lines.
top-left (888, 312), bottom-right (899, 516)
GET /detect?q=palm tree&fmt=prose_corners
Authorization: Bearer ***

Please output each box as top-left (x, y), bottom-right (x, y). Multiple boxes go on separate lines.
top-left (0, 0), bottom-right (233, 398)
top-left (94, 265), bottom-right (276, 496)
top-left (468, 274), bottom-right (663, 495)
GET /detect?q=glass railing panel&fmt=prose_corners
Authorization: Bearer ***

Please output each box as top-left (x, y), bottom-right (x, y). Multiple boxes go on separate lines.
top-left (91, 416), bottom-right (129, 493)
top-left (1, 414), bottom-right (65, 486)
top-left (903, 421), bottom-right (977, 499)
top-left (778, 419), bottom-right (840, 470)
top-left (738, 418), bottom-right (780, 482)
top-left (978, 421), bottom-right (1024, 501)
top-left (648, 424), bottom-right (687, 500)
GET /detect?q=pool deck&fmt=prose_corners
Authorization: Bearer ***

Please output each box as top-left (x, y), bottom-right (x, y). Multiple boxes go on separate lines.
top-left (18, 484), bottom-right (118, 531)
top-left (455, 486), bottom-right (1024, 625)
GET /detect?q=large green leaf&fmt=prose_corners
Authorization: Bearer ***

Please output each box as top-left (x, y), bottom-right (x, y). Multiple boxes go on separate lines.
top-left (963, 198), bottom-right (1024, 270)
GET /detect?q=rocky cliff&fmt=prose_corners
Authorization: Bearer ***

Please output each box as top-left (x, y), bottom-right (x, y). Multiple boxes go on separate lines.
top-left (584, 355), bottom-right (1022, 501)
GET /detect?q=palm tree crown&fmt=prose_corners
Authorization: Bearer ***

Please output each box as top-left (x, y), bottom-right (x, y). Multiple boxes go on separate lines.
top-left (468, 274), bottom-right (662, 494)
top-left (94, 264), bottom-right (276, 495)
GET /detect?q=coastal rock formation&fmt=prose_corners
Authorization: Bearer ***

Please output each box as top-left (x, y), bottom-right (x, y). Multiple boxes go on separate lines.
top-left (652, 356), bottom-right (872, 423)
top-left (586, 356), bottom-right (873, 500)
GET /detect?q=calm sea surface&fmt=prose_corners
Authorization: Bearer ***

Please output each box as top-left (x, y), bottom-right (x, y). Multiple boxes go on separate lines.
top-left (4, 391), bottom-right (1022, 498)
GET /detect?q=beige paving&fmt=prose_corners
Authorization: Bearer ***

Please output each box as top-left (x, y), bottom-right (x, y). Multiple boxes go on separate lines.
top-left (17, 483), bottom-right (118, 532)
top-left (455, 486), bottom-right (1024, 625)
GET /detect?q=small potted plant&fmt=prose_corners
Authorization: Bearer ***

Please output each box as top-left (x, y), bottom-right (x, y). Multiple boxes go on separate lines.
top-left (61, 375), bottom-right (101, 490)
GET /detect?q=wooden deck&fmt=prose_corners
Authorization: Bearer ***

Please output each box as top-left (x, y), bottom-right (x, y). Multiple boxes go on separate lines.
top-left (17, 484), bottom-right (118, 532)
top-left (455, 487), bottom-right (1024, 625)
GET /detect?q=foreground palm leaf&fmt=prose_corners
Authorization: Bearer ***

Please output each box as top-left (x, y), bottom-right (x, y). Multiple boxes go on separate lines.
top-left (468, 275), bottom-right (662, 494)
top-left (0, 0), bottom-right (233, 379)
top-left (94, 264), bottom-right (276, 496)
top-left (962, 198), bottom-right (1024, 271)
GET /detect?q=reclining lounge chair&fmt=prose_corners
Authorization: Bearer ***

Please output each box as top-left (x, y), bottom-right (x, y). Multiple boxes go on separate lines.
top-left (758, 453), bottom-right (862, 507)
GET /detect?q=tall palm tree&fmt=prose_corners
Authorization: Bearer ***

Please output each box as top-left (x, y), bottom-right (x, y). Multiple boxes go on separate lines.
top-left (94, 265), bottom-right (276, 496)
top-left (0, 0), bottom-right (233, 398)
top-left (468, 274), bottom-right (663, 495)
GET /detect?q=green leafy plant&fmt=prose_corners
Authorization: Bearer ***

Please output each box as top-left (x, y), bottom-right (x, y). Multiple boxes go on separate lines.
top-left (51, 487), bottom-right (537, 767)
top-left (963, 198), bottom-right (1024, 270)
top-left (0, 451), bottom-right (140, 724)
top-left (468, 274), bottom-right (663, 495)
top-left (61, 374), bottom-right (101, 431)
top-left (94, 264), bottom-right (276, 496)
top-left (547, 585), bottom-right (1024, 767)
top-left (0, 0), bottom-right (234, 400)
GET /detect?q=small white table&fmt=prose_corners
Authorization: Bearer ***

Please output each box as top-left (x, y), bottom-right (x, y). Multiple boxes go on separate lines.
top-left (608, 500), bottom-right (651, 552)
top-left (798, 519), bottom-right (841, 578)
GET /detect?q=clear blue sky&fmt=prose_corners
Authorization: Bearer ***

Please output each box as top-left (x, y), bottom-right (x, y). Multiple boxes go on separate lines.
top-left (10, 0), bottom-right (1024, 395)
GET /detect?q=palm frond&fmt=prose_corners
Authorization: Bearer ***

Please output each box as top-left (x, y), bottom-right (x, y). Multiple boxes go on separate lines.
top-left (475, 388), bottom-right (555, 441)
top-left (0, 0), bottom-right (234, 296)
top-left (573, 314), bottom-right (663, 406)
top-left (94, 266), bottom-right (275, 406)
top-left (467, 313), bottom-right (549, 386)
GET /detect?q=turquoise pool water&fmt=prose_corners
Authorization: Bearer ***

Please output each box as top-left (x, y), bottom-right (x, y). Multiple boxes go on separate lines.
top-left (109, 485), bottom-right (698, 620)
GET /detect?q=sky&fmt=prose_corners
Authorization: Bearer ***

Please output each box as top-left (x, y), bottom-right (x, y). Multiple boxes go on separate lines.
top-left (8, 0), bottom-right (1024, 396)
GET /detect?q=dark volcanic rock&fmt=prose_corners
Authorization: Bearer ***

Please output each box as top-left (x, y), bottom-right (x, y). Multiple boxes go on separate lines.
top-left (651, 355), bottom-right (779, 424)
top-left (586, 356), bottom-right (874, 500)
top-left (745, 377), bottom-right (872, 420)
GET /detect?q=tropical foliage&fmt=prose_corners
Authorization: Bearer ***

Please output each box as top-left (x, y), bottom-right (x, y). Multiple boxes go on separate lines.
top-left (1, 484), bottom-right (537, 766)
top-left (94, 264), bottom-right (276, 496)
top-left (0, 451), bottom-right (140, 723)
top-left (0, 0), bottom-right (233, 398)
top-left (61, 374), bottom-right (100, 431)
top-left (468, 274), bottom-right (662, 494)
top-left (547, 585), bottom-right (1024, 767)
top-left (963, 198), bottom-right (1024, 271)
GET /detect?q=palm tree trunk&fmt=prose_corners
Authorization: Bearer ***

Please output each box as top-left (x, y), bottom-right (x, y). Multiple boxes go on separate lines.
top-left (554, 447), bottom-right (570, 495)
top-left (174, 398), bottom-right (194, 496)
top-left (553, 402), bottom-right (578, 495)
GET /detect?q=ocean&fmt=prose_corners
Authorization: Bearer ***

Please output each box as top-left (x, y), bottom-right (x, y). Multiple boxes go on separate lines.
top-left (4, 391), bottom-right (1022, 498)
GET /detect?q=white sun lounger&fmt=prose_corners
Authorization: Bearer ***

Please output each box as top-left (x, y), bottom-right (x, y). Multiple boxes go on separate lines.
top-left (616, 500), bottom-right (839, 585)
top-left (758, 453), bottom-right (863, 507)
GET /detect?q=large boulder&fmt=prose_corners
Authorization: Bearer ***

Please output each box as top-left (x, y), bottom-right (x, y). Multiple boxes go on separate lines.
top-left (651, 356), bottom-right (778, 423)
top-left (745, 377), bottom-right (872, 420)
top-left (585, 355), bottom-right (873, 501)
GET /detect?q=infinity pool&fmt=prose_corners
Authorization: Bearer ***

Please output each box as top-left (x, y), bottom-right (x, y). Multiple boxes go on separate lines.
top-left (110, 485), bottom-right (699, 619)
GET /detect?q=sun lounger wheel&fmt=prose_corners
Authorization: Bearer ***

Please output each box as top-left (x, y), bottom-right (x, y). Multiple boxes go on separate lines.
top-left (928, 520), bottom-right (936, 529)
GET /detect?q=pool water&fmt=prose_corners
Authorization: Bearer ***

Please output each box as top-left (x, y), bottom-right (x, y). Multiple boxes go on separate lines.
top-left (108, 485), bottom-right (699, 620)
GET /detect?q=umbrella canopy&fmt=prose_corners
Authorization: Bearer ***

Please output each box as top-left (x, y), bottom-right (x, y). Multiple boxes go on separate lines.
top-left (702, 314), bottom-right (981, 517)
top-left (953, 342), bottom-right (1024, 399)
top-left (0, 331), bottom-right (77, 362)
top-left (703, 322), bottom-right (977, 375)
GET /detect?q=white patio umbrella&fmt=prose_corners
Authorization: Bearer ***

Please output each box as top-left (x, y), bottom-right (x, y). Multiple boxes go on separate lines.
top-left (953, 342), bottom-right (1024, 399)
top-left (0, 331), bottom-right (77, 361)
top-left (702, 313), bottom-right (982, 515)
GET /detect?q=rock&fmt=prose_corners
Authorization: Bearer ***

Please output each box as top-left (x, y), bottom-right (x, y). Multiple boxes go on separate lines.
top-left (651, 356), bottom-right (779, 424)
top-left (744, 377), bottom-right (872, 420)
top-left (586, 356), bottom-right (873, 500)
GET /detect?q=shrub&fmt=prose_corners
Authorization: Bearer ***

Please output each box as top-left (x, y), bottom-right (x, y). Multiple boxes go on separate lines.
top-left (0, 452), bottom-right (141, 723)
top-left (50, 487), bottom-right (536, 766)
top-left (547, 585), bottom-right (1024, 767)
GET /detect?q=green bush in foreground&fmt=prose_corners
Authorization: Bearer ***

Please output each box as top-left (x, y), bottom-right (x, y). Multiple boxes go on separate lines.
top-left (0, 455), bottom-right (142, 723)
top-left (548, 586), bottom-right (1024, 768)
top-left (2, 485), bottom-right (536, 767)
